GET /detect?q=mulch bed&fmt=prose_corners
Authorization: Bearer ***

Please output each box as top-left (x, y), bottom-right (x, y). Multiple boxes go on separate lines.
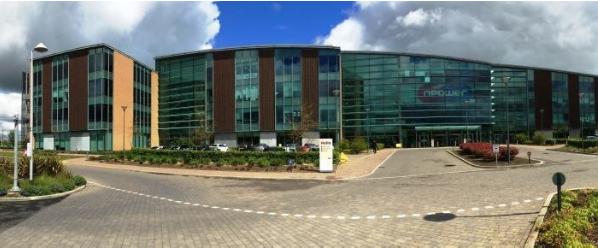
top-left (98, 160), bottom-right (322, 173)
top-left (457, 151), bottom-right (534, 166)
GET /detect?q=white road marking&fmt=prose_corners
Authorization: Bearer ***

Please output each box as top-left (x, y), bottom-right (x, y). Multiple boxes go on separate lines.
top-left (93, 182), bottom-right (546, 222)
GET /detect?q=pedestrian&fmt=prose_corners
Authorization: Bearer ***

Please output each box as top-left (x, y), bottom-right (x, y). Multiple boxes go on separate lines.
top-left (372, 139), bottom-right (377, 154)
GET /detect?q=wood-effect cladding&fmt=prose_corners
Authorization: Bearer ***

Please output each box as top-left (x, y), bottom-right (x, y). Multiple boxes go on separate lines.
top-left (68, 49), bottom-right (88, 132)
top-left (259, 49), bottom-right (275, 131)
top-left (568, 74), bottom-right (580, 129)
top-left (301, 49), bottom-right (319, 128)
top-left (595, 77), bottom-right (598, 129)
top-left (42, 59), bottom-right (52, 133)
top-left (112, 51), bottom-right (134, 151)
top-left (534, 70), bottom-right (552, 130)
top-left (213, 51), bottom-right (235, 133)
top-left (151, 71), bottom-right (160, 146)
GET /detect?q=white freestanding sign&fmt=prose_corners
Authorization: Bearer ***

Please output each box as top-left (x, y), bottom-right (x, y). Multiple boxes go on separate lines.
top-left (26, 143), bottom-right (32, 157)
top-left (319, 138), bottom-right (334, 173)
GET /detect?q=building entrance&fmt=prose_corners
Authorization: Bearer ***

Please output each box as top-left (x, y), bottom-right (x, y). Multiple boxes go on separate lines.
top-left (414, 126), bottom-right (481, 148)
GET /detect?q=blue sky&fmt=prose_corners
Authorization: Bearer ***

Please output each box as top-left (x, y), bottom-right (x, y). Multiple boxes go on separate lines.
top-left (214, 1), bottom-right (354, 47)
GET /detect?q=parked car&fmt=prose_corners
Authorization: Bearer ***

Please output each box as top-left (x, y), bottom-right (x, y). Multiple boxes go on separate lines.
top-left (193, 145), bottom-right (210, 151)
top-left (300, 143), bottom-right (319, 152)
top-left (253, 143), bottom-right (270, 152)
top-left (586, 136), bottom-right (598, 140)
top-left (150, 146), bottom-right (164, 150)
top-left (209, 144), bottom-right (229, 152)
top-left (284, 144), bottom-right (297, 152)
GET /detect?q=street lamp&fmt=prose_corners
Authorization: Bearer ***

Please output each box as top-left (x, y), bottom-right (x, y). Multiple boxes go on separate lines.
top-left (464, 99), bottom-right (475, 143)
top-left (503, 77), bottom-right (511, 164)
top-left (579, 93), bottom-right (584, 139)
top-left (11, 115), bottom-right (20, 193)
top-left (28, 42), bottom-right (48, 181)
top-left (540, 108), bottom-right (544, 131)
top-left (332, 89), bottom-right (341, 144)
top-left (121, 106), bottom-right (127, 151)
top-left (365, 105), bottom-right (371, 153)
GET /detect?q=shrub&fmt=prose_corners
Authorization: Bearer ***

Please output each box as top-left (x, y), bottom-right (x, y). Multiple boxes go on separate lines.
top-left (72, 175), bottom-right (86, 186)
top-left (532, 133), bottom-right (546, 145)
top-left (545, 139), bottom-right (556, 145)
top-left (350, 137), bottom-right (368, 154)
top-left (338, 140), bottom-right (350, 153)
top-left (257, 158), bottom-right (270, 168)
top-left (376, 143), bottom-right (385, 150)
top-left (514, 133), bottom-right (528, 144)
top-left (48, 183), bottom-right (65, 193)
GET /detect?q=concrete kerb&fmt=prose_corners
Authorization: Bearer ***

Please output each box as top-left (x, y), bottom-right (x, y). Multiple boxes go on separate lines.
top-left (446, 150), bottom-right (544, 169)
top-left (0, 184), bottom-right (86, 202)
top-left (523, 187), bottom-right (595, 248)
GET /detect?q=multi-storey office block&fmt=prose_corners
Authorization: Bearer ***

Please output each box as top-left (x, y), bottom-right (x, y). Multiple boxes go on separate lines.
top-left (22, 44), bottom-right (159, 151)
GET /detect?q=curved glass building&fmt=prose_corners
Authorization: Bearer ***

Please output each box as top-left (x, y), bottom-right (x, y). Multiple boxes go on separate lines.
top-left (155, 45), bottom-right (597, 148)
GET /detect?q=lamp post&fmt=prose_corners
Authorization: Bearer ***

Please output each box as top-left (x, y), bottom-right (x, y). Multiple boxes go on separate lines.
top-left (332, 89), bottom-right (341, 144)
top-left (11, 115), bottom-right (20, 193)
top-left (503, 77), bottom-right (511, 164)
top-left (121, 106), bottom-right (127, 151)
top-left (28, 43), bottom-right (48, 181)
top-left (365, 105), bottom-right (371, 153)
top-left (464, 99), bottom-right (475, 143)
top-left (540, 108), bottom-right (544, 131)
top-left (579, 93), bottom-right (584, 139)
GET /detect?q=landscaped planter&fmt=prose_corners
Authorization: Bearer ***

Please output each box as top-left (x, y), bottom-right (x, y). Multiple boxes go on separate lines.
top-left (526, 188), bottom-right (598, 247)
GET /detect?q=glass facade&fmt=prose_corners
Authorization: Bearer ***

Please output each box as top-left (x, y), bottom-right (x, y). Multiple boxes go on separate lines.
top-left (275, 49), bottom-right (302, 130)
top-left (551, 72), bottom-right (569, 138)
top-left (318, 49), bottom-right (340, 134)
top-left (157, 54), bottom-right (212, 145)
top-left (51, 55), bottom-right (69, 132)
top-left (579, 76), bottom-right (596, 137)
top-left (342, 53), bottom-right (492, 147)
top-left (234, 50), bottom-right (259, 132)
top-left (133, 63), bottom-right (152, 148)
top-left (33, 62), bottom-right (43, 149)
top-left (490, 67), bottom-right (535, 139)
top-left (88, 47), bottom-right (114, 151)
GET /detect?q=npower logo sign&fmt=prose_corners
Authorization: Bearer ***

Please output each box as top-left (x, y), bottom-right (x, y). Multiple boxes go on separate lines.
top-left (417, 84), bottom-right (472, 103)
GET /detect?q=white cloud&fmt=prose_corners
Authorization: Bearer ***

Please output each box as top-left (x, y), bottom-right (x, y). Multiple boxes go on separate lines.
top-left (0, 92), bottom-right (21, 133)
top-left (0, 2), bottom-right (221, 93)
top-left (317, 2), bottom-right (598, 75)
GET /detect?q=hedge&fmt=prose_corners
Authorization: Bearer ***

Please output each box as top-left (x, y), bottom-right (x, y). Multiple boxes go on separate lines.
top-left (567, 139), bottom-right (598, 149)
top-left (98, 149), bottom-right (338, 166)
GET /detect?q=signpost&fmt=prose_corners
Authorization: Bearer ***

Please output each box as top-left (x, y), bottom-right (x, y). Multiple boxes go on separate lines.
top-left (492, 144), bottom-right (499, 165)
top-left (319, 139), bottom-right (334, 173)
top-left (552, 172), bottom-right (566, 212)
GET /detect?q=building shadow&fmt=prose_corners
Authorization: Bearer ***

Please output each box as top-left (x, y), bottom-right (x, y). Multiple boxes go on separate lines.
top-left (0, 197), bottom-right (65, 233)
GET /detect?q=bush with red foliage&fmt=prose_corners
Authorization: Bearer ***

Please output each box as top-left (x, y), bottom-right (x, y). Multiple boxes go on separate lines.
top-left (459, 142), bottom-right (518, 161)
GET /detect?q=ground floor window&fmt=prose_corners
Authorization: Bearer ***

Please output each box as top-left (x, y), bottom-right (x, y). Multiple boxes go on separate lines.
top-left (90, 130), bottom-right (112, 151)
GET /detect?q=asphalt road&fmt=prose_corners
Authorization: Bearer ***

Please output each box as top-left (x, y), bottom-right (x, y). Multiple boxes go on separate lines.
top-left (1, 146), bottom-right (597, 247)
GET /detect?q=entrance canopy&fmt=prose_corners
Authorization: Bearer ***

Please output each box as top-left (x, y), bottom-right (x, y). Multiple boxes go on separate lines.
top-left (414, 125), bottom-right (481, 131)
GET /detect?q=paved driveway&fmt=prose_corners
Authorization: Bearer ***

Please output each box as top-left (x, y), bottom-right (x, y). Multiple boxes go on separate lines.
top-left (1, 146), bottom-right (597, 247)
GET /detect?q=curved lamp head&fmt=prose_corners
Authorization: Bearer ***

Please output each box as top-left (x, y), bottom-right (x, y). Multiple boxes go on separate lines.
top-left (33, 43), bottom-right (48, 53)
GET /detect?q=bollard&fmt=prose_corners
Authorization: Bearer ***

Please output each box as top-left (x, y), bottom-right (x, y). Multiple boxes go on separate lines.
top-left (527, 151), bottom-right (531, 164)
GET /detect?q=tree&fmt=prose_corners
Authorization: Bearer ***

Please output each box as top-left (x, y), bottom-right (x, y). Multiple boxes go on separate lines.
top-left (192, 128), bottom-right (213, 146)
top-left (8, 130), bottom-right (14, 146)
top-left (288, 103), bottom-right (319, 145)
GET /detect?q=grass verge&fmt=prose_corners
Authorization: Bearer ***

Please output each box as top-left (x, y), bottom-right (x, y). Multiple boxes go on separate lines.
top-left (537, 189), bottom-right (598, 247)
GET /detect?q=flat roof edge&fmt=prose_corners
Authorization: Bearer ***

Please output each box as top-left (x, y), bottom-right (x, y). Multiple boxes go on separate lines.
top-left (154, 44), bottom-right (341, 60)
top-left (33, 43), bottom-right (154, 70)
